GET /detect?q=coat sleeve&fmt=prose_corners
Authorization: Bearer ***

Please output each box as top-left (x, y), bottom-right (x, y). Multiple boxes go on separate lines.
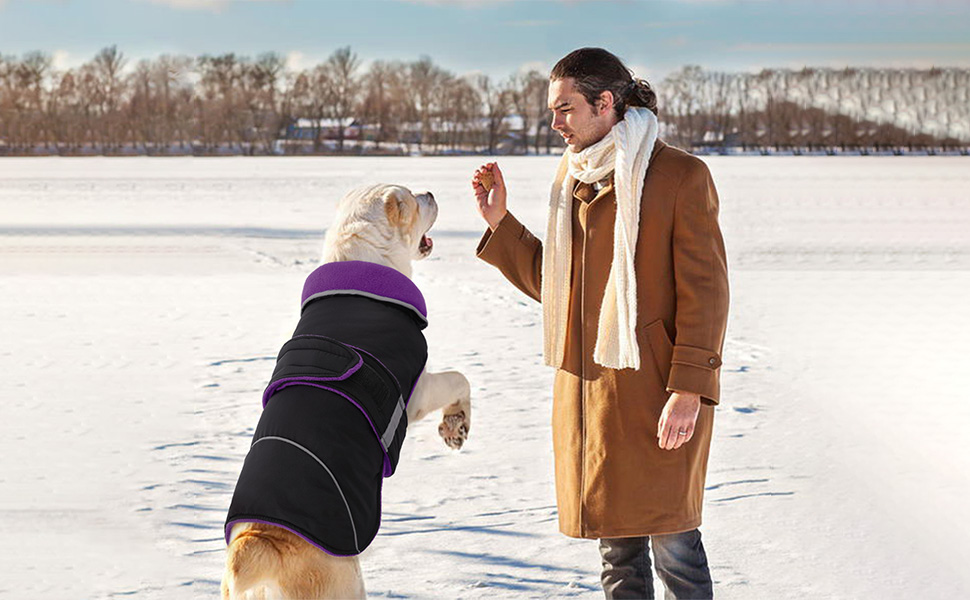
top-left (665, 161), bottom-right (730, 406)
top-left (475, 211), bottom-right (543, 303)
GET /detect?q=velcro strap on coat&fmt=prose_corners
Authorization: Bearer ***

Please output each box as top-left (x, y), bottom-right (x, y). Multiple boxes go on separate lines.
top-left (262, 335), bottom-right (363, 407)
top-left (261, 334), bottom-right (407, 476)
top-left (671, 344), bottom-right (722, 370)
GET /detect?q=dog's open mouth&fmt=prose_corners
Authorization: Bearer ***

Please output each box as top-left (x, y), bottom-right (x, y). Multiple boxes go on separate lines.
top-left (419, 234), bottom-right (433, 255)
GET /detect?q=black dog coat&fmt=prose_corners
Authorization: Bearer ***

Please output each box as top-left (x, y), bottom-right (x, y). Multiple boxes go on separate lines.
top-left (224, 260), bottom-right (428, 556)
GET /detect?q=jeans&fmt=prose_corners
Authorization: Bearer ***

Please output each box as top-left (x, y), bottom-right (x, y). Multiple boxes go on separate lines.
top-left (599, 529), bottom-right (713, 599)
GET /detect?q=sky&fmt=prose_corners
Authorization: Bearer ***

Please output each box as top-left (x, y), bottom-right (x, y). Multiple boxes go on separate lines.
top-left (0, 0), bottom-right (968, 83)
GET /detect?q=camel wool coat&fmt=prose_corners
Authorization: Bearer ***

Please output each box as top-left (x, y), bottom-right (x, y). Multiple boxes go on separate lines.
top-left (476, 138), bottom-right (729, 538)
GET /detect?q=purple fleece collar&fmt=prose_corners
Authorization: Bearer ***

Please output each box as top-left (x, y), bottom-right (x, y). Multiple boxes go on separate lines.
top-left (301, 261), bottom-right (427, 327)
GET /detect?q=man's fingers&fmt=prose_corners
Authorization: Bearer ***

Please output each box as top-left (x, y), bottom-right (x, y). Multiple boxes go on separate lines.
top-left (672, 426), bottom-right (691, 450)
top-left (658, 418), bottom-right (674, 450)
top-left (470, 178), bottom-right (488, 204)
top-left (471, 169), bottom-right (488, 196)
top-left (659, 417), bottom-right (693, 450)
top-left (673, 424), bottom-right (694, 450)
top-left (664, 425), bottom-right (677, 450)
top-left (665, 427), bottom-right (678, 450)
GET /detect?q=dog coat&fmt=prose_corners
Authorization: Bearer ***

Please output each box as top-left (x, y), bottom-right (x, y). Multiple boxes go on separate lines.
top-left (224, 260), bottom-right (428, 556)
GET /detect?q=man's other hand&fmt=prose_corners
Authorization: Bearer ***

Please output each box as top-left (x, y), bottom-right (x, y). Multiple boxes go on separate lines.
top-left (658, 391), bottom-right (701, 450)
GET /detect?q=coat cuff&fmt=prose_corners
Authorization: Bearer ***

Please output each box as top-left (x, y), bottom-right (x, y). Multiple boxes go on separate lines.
top-left (666, 345), bottom-right (722, 405)
top-left (475, 212), bottom-right (530, 266)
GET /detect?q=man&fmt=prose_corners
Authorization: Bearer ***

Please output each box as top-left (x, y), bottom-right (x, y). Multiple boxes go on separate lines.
top-left (471, 48), bottom-right (729, 599)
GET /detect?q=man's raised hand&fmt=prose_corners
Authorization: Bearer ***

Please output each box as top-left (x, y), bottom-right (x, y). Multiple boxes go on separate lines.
top-left (471, 162), bottom-right (508, 231)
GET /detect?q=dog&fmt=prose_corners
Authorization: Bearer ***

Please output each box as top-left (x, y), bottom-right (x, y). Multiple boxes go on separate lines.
top-left (222, 184), bottom-right (471, 599)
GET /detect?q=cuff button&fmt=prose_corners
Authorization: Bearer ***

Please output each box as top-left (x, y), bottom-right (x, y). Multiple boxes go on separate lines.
top-left (709, 357), bottom-right (717, 365)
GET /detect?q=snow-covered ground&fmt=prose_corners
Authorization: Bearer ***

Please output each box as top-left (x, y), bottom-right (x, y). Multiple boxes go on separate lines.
top-left (1, 155), bottom-right (968, 599)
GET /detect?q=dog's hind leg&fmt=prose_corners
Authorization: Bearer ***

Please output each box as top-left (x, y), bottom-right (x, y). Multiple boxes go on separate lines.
top-left (407, 369), bottom-right (472, 449)
top-left (223, 524), bottom-right (284, 599)
top-left (278, 554), bottom-right (365, 600)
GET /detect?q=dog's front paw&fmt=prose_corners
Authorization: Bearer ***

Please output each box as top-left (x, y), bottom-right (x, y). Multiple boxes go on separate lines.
top-left (438, 410), bottom-right (468, 450)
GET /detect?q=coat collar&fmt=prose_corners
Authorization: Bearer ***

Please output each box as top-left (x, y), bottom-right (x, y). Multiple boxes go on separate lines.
top-left (301, 260), bottom-right (428, 328)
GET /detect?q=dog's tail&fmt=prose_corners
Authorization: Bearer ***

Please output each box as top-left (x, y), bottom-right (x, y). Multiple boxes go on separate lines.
top-left (223, 526), bottom-right (283, 599)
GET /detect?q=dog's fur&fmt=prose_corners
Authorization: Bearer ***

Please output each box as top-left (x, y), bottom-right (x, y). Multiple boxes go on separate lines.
top-left (222, 184), bottom-right (472, 599)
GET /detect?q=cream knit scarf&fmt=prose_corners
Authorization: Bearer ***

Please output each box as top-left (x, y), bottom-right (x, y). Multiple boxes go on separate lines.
top-left (541, 107), bottom-right (659, 370)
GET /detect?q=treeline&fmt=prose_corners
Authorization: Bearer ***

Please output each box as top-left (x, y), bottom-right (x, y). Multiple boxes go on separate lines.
top-left (666, 64), bottom-right (968, 153)
top-left (0, 45), bottom-right (966, 156)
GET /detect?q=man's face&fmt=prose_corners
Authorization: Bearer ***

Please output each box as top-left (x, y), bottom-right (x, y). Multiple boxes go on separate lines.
top-left (547, 77), bottom-right (617, 152)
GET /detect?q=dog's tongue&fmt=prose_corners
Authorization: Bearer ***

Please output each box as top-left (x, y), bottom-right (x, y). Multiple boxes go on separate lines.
top-left (421, 234), bottom-right (433, 250)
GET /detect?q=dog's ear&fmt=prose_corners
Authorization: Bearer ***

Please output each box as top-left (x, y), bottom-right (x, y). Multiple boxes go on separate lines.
top-left (383, 187), bottom-right (417, 230)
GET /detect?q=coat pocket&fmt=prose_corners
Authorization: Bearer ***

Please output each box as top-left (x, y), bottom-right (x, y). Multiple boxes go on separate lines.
top-left (639, 318), bottom-right (674, 386)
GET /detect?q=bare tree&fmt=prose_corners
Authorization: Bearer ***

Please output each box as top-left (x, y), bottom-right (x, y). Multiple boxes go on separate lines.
top-left (307, 64), bottom-right (334, 152)
top-left (660, 65), bottom-right (704, 149)
top-left (282, 69), bottom-right (312, 154)
top-left (325, 46), bottom-right (361, 153)
top-left (407, 56), bottom-right (445, 152)
top-left (129, 59), bottom-right (159, 152)
top-left (475, 74), bottom-right (509, 154)
top-left (798, 68), bottom-right (826, 151)
top-left (0, 52), bottom-right (51, 152)
top-left (361, 60), bottom-right (402, 150)
top-left (160, 55), bottom-right (195, 152)
top-left (440, 74), bottom-right (479, 151)
top-left (247, 52), bottom-right (286, 154)
top-left (91, 45), bottom-right (127, 151)
top-left (507, 70), bottom-right (547, 155)
top-left (196, 53), bottom-right (248, 153)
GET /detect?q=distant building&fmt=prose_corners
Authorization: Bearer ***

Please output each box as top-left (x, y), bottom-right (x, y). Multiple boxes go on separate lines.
top-left (282, 118), bottom-right (361, 142)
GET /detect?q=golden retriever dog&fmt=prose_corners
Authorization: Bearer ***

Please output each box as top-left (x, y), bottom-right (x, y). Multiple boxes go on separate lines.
top-left (222, 184), bottom-right (471, 599)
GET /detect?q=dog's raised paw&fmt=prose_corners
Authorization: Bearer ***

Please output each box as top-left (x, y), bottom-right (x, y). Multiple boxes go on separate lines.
top-left (438, 411), bottom-right (468, 450)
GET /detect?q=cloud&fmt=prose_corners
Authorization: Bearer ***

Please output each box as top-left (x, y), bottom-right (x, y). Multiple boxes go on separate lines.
top-left (400, 0), bottom-right (615, 6)
top-left (506, 19), bottom-right (560, 27)
top-left (725, 42), bottom-right (970, 68)
top-left (400, 0), bottom-right (514, 6)
top-left (284, 50), bottom-right (332, 73)
top-left (143, 0), bottom-right (230, 11)
top-left (664, 35), bottom-right (690, 47)
top-left (517, 60), bottom-right (549, 74)
top-left (398, 0), bottom-right (665, 6)
top-left (747, 56), bottom-right (970, 71)
top-left (666, 0), bottom-right (769, 3)
top-left (638, 19), bottom-right (705, 29)
top-left (140, 0), bottom-right (289, 13)
top-left (51, 50), bottom-right (74, 70)
top-left (729, 42), bottom-right (970, 53)
top-left (284, 50), bottom-right (307, 72)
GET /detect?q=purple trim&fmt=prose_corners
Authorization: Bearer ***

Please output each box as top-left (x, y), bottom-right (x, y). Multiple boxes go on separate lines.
top-left (226, 518), bottom-right (358, 558)
top-left (265, 382), bottom-right (394, 478)
top-left (301, 261), bottom-right (427, 320)
top-left (261, 350), bottom-right (363, 408)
